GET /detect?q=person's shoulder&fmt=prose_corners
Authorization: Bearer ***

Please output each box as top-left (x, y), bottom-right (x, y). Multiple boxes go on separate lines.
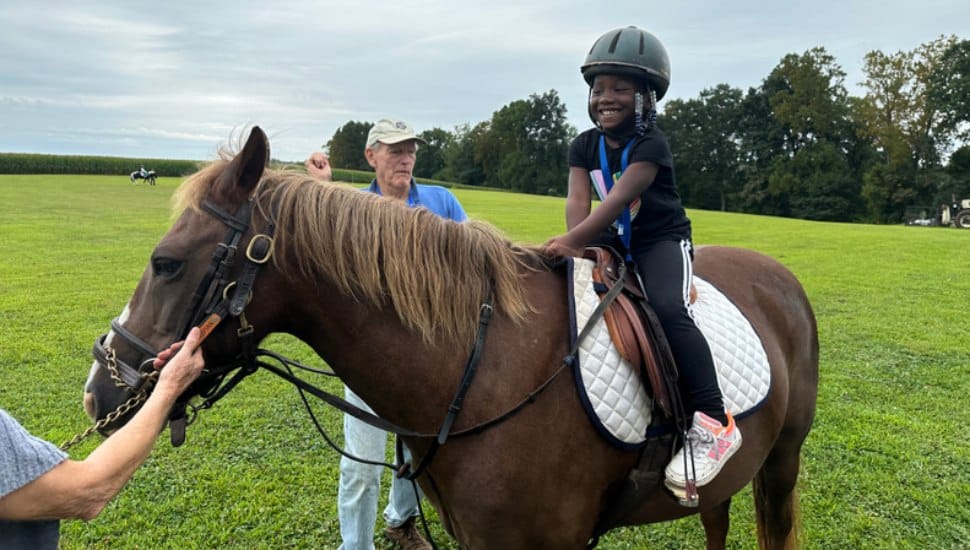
top-left (572, 127), bottom-right (600, 146)
top-left (415, 183), bottom-right (458, 198)
top-left (569, 128), bottom-right (600, 161)
top-left (635, 126), bottom-right (668, 142)
top-left (633, 127), bottom-right (671, 153)
top-left (414, 183), bottom-right (467, 221)
top-left (645, 126), bottom-right (669, 140)
top-left (0, 408), bottom-right (20, 428)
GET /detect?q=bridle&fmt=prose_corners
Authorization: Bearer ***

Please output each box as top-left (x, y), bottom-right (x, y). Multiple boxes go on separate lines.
top-left (86, 196), bottom-right (275, 447)
top-left (83, 190), bottom-right (626, 478)
top-left (77, 186), bottom-right (637, 548)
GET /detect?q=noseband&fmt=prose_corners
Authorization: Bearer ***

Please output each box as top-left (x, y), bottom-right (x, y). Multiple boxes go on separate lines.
top-left (90, 197), bottom-right (275, 442)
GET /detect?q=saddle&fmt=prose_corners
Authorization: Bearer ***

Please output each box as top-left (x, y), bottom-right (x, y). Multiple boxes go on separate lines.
top-left (582, 246), bottom-right (689, 418)
top-left (583, 246), bottom-right (693, 540)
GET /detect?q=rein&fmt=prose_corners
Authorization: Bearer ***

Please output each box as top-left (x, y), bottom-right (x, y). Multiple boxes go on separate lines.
top-left (85, 192), bottom-right (627, 479)
top-left (250, 259), bottom-right (628, 475)
top-left (78, 190), bottom-right (630, 549)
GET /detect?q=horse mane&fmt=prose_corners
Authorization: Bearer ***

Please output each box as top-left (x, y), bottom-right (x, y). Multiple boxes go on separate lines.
top-left (174, 162), bottom-right (548, 345)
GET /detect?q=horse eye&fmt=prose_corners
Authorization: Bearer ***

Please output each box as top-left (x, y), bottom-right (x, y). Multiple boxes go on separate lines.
top-left (152, 257), bottom-right (183, 278)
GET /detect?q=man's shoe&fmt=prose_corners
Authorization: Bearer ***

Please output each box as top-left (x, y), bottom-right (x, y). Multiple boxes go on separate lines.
top-left (665, 411), bottom-right (742, 488)
top-left (385, 516), bottom-right (432, 550)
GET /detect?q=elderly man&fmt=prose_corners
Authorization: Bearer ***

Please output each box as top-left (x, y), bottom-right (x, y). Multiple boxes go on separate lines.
top-left (306, 119), bottom-right (465, 550)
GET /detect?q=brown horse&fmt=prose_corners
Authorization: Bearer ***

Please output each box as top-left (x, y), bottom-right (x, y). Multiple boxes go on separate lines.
top-left (83, 127), bottom-right (818, 549)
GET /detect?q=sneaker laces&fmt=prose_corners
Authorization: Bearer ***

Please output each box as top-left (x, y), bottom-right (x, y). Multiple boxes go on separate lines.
top-left (686, 424), bottom-right (716, 459)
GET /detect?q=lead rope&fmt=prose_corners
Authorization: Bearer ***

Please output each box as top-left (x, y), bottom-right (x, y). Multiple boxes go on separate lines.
top-left (60, 350), bottom-right (158, 451)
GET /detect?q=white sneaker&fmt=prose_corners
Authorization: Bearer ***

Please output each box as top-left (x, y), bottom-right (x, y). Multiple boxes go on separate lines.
top-left (665, 411), bottom-right (742, 488)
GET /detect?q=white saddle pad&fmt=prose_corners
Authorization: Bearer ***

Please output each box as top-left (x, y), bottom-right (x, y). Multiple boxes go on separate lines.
top-left (569, 258), bottom-right (771, 450)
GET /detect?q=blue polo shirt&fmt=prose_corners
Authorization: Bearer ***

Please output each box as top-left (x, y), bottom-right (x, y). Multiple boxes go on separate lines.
top-left (365, 179), bottom-right (467, 222)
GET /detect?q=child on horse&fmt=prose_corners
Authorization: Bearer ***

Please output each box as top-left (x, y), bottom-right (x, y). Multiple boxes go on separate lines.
top-left (543, 25), bottom-right (741, 495)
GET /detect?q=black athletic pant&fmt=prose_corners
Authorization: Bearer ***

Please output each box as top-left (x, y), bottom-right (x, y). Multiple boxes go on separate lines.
top-left (633, 239), bottom-right (727, 424)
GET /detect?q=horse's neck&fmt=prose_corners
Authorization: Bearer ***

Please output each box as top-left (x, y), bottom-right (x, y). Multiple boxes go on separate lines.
top-left (293, 288), bottom-right (461, 427)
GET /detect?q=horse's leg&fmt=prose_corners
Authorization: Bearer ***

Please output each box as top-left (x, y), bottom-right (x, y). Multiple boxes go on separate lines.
top-left (752, 440), bottom-right (803, 550)
top-left (700, 498), bottom-right (730, 550)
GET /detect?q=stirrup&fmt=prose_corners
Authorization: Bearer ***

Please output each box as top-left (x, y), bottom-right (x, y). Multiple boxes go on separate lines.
top-left (664, 478), bottom-right (699, 508)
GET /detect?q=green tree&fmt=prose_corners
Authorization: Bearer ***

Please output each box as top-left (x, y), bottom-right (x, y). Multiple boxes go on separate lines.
top-left (768, 141), bottom-right (859, 221)
top-left (326, 120), bottom-right (372, 171)
top-left (766, 48), bottom-right (850, 153)
top-left (858, 36), bottom-right (962, 222)
top-left (477, 90), bottom-right (575, 195)
top-left (928, 39), bottom-right (970, 143)
top-left (944, 145), bottom-right (970, 199)
top-left (660, 84), bottom-right (744, 211)
top-left (735, 86), bottom-right (788, 216)
top-left (745, 47), bottom-right (861, 220)
top-left (415, 127), bottom-right (452, 180)
top-left (439, 122), bottom-right (489, 186)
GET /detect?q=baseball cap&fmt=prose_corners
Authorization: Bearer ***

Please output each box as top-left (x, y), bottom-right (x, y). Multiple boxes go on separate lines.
top-left (365, 119), bottom-right (427, 149)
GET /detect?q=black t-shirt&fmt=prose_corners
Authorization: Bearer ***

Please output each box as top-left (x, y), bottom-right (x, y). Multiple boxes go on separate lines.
top-left (568, 127), bottom-right (691, 253)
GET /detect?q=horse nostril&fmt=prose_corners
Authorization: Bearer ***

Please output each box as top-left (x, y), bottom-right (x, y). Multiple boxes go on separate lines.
top-left (83, 392), bottom-right (97, 421)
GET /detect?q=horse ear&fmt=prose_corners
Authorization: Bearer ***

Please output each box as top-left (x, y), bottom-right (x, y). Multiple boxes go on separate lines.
top-left (216, 126), bottom-right (270, 202)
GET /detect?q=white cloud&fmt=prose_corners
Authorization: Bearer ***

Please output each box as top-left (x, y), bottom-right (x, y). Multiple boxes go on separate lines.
top-left (0, 0), bottom-right (966, 161)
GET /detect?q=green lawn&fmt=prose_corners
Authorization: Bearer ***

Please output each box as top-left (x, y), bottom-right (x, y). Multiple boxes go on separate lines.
top-left (0, 175), bottom-right (968, 549)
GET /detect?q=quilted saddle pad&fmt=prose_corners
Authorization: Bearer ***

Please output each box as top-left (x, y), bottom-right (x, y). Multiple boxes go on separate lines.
top-left (568, 258), bottom-right (771, 450)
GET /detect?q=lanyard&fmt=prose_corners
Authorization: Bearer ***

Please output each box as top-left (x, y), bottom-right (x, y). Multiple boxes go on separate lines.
top-left (598, 134), bottom-right (635, 253)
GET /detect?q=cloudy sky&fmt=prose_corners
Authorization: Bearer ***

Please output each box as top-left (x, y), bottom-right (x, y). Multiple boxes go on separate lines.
top-left (1, 1), bottom-right (966, 162)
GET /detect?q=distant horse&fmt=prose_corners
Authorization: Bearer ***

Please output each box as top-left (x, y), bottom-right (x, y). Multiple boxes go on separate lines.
top-left (84, 127), bottom-right (818, 549)
top-left (130, 170), bottom-right (157, 185)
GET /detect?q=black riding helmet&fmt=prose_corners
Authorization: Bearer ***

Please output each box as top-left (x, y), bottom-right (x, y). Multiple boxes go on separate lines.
top-left (581, 26), bottom-right (670, 100)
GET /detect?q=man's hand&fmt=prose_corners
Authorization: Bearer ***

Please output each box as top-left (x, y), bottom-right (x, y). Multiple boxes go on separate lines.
top-left (305, 152), bottom-right (333, 182)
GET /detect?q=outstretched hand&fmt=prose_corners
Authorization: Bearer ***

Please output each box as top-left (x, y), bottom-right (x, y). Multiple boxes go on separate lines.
top-left (152, 327), bottom-right (205, 397)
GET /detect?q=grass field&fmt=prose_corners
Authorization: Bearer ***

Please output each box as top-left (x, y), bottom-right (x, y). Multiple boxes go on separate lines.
top-left (1, 174), bottom-right (968, 549)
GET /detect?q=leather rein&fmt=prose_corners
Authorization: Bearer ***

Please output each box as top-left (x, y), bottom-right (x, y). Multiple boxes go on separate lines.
top-left (88, 196), bottom-right (627, 482)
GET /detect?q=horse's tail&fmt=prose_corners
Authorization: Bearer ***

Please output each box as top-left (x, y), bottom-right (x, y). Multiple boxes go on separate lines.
top-left (752, 469), bottom-right (802, 549)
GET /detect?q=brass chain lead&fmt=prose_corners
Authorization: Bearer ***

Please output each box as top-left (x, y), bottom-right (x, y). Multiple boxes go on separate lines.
top-left (60, 346), bottom-right (158, 451)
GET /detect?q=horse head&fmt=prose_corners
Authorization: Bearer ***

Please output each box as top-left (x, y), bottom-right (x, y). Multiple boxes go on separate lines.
top-left (85, 126), bottom-right (282, 434)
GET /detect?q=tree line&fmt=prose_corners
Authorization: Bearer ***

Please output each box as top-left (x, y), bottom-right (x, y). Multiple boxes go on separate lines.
top-left (325, 35), bottom-right (968, 224)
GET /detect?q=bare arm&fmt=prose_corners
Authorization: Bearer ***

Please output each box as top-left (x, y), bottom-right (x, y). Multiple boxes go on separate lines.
top-left (0, 328), bottom-right (204, 522)
top-left (546, 161), bottom-right (659, 257)
top-left (565, 166), bottom-right (592, 230)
